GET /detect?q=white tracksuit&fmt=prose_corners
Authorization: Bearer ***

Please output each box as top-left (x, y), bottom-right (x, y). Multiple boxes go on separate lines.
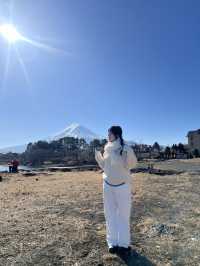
top-left (95, 138), bottom-right (138, 248)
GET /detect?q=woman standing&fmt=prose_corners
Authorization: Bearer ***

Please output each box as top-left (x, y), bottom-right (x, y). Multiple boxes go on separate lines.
top-left (95, 126), bottom-right (138, 255)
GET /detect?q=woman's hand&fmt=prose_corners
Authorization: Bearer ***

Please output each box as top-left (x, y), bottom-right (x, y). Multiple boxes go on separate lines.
top-left (95, 148), bottom-right (105, 170)
top-left (95, 149), bottom-right (100, 157)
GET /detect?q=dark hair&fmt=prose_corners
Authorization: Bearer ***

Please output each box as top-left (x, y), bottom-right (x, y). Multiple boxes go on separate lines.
top-left (108, 125), bottom-right (124, 155)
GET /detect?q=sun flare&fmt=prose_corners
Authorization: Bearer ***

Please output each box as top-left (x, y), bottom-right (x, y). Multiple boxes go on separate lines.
top-left (0, 24), bottom-right (22, 43)
top-left (1, 22), bottom-right (68, 89)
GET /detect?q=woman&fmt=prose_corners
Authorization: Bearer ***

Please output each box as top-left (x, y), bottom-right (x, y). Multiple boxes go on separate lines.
top-left (95, 125), bottom-right (138, 255)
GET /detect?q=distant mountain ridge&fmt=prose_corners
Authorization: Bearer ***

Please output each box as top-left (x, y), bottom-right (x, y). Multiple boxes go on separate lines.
top-left (0, 122), bottom-right (136, 154)
top-left (0, 144), bottom-right (27, 154)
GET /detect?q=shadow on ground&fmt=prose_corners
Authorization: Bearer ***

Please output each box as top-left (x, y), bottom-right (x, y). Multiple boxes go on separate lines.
top-left (116, 247), bottom-right (156, 266)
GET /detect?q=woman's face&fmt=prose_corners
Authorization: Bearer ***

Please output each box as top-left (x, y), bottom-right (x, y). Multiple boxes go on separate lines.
top-left (108, 130), bottom-right (117, 142)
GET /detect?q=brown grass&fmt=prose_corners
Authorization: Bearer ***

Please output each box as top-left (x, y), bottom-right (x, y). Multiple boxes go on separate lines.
top-left (0, 170), bottom-right (199, 265)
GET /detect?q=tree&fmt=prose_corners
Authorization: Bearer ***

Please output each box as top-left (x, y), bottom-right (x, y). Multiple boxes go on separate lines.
top-left (152, 142), bottom-right (160, 151)
top-left (89, 139), bottom-right (102, 152)
top-left (178, 143), bottom-right (185, 153)
top-left (36, 141), bottom-right (50, 149)
top-left (26, 142), bottom-right (33, 152)
top-left (61, 137), bottom-right (79, 151)
top-left (193, 149), bottom-right (200, 158)
top-left (164, 146), bottom-right (171, 159)
top-left (171, 144), bottom-right (178, 158)
top-left (101, 138), bottom-right (107, 146)
top-left (79, 138), bottom-right (87, 149)
top-left (49, 140), bottom-right (63, 151)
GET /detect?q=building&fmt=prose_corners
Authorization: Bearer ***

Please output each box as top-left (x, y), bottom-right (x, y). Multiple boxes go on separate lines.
top-left (187, 129), bottom-right (200, 153)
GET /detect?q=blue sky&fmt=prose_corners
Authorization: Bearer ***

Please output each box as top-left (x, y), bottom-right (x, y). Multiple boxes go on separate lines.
top-left (0, 0), bottom-right (200, 148)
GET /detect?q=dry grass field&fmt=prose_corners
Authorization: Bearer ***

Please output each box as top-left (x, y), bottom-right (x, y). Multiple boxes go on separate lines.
top-left (0, 167), bottom-right (199, 265)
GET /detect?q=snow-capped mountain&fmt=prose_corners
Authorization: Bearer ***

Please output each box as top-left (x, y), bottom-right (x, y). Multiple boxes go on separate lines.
top-left (0, 123), bottom-right (105, 154)
top-left (50, 122), bottom-right (105, 143)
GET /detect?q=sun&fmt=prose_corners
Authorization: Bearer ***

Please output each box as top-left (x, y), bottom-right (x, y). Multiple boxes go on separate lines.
top-left (0, 24), bottom-right (22, 43)
top-left (0, 23), bottom-right (68, 89)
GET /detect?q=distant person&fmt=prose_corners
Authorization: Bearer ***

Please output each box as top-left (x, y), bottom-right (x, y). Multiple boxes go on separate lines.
top-left (8, 162), bottom-right (12, 173)
top-left (95, 126), bottom-right (138, 256)
top-left (12, 159), bottom-right (19, 173)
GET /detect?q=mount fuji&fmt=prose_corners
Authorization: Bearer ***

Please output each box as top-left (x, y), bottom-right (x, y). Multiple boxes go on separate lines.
top-left (0, 123), bottom-right (105, 154)
top-left (49, 122), bottom-right (105, 143)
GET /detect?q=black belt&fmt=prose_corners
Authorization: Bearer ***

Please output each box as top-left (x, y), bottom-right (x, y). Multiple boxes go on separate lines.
top-left (104, 179), bottom-right (126, 187)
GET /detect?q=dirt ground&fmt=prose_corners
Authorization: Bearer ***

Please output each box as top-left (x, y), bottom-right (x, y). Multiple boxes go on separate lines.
top-left (0, 170), bottom-right (199, 266)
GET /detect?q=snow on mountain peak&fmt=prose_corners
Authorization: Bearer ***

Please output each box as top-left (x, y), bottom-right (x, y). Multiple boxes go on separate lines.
top-left (51, 122), bottom-right (105, 143)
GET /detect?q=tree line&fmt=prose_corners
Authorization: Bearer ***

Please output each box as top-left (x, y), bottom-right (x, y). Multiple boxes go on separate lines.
top-left (0, 138), bottom-right (199, 167)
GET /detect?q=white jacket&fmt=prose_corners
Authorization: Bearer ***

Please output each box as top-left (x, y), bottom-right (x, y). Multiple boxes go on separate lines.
top-left (95, 138), bottom-right (138, 185)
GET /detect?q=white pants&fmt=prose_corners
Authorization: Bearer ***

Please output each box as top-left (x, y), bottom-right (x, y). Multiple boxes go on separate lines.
top-left (103, 179), bottom-right (132, 248)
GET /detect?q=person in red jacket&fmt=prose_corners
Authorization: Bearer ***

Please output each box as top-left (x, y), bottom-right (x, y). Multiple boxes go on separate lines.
top-left (12, 159), bottom-right (19, 173)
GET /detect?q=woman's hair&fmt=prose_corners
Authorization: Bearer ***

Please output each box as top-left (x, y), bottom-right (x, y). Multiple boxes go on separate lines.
top-left (108, 125), bottom-right (124, 155)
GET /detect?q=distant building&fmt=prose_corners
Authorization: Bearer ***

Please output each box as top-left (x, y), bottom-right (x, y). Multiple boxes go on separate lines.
top-left (187, 129), bottom-right (200, 153)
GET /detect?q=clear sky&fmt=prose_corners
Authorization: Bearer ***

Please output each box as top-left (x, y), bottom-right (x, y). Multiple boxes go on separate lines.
top-left (0, 0), bottom-right (200, 148)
